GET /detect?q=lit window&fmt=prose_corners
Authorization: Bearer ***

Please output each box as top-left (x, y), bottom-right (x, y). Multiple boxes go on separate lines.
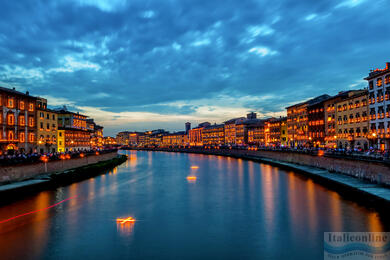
top-left (377, 78), bottom-right (383, 87)
top-left (19, 115), bottom-right (25, 126)
top-left (20, 132), bottom-right (25, 142)
top-left (29, 103), bottom-right (34, 112)
top-left (7, 113), bottom-right (15, 125)
top-left (29, 117), bottom-right (34, 127)
top-left (8, 98), bottom-right (14, 108)
top-left (29, 133), bottom-right (35, 142)
top-left (20, 101), bottom-right (25, 110)
top-left (8, 131), bottom-right (14, 141)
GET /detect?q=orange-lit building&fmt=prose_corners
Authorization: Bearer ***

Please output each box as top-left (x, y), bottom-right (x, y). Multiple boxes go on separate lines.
top-left (247, 120), bottom-right (266, 146)
top-left (224, 117), bottom-right (245, 145)
top-left (202, 124), bottom-right (224, 146)
top-left (87, 119), bottom-right (104, 149)
top-left (189, 122), bottom-right (210, 146)
top-left (336, 90), bottom-right (369, 150)
top-left (56, 109), bottom-right (91, 151)
top-left (323, 90), bottom-right (367, 148)
top-left (103, 136), bottom-right (117, 146)
top-left (162, 132), bottom-right (189, 147)
top-left (116, 131), bottom-right (130, 145)
top-left (128, 132), bottom-right (143, 146)
top-left (0, 86), bottom-right (37, 154)
top-left (287, 95), bottom-right (330, 147)
top-left (268, 117), bottom-right (287, 146)
top-left (59, 127), bottom-right (91, 152)
top-left (307, 99), bottom-right (327, 147)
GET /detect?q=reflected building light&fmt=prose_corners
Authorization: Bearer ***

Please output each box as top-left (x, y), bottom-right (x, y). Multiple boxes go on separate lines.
top-left (187, 176), bottom-right (197, 182)
top-left (306, 180), bottom-right (318, 237)
top-left (190, 166), bottom-right (199, 169)
top-left (329, 192), bottom-right (342, 232)
top-left (116, 217), bottom-right (136, 236)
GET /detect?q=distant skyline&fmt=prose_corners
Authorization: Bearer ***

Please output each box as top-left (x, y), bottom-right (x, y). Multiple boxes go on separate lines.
top-left (0, 0), bottom-right (389, 136)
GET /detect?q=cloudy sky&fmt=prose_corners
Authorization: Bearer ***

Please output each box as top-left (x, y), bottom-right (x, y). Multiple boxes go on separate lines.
top-left (0, 0), bottom-right (389, 136)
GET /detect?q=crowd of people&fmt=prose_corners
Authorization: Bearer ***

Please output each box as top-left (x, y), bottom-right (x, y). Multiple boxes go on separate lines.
top-left (0, 148), bottom-right (118, 166)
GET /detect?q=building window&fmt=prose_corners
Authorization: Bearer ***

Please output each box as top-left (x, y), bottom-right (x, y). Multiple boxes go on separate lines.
top-left (20, 132), bottom-right (25, 142)
top-left (29, 117), bottom-right (34, 127)
top-left (40, 112), bottom-right (44, 118)
top-left (377, 78), bottom-right (383, 87)
top-left (386, 75), bottom-right (390, 85)
top-left (47, 123), bottom-right (50, 129)
top-left (20, 101), bottom-right (25, 110)
top-left (19, 115), bottom-right (25, 126)
top-left (8, 131), bottom-right (14, 141)
top-left (369, 81), bottom-right (374, 90)
top-left (46, 113), bottom-right (49, 119)
top-left (28, 103), bottom-right (34, 112)
top-left (29, 133), bottom-right (35, 142)
top-left (7, 98), bottom-right (14, 108)
top-left (7, 113), bottom-right (15, 125)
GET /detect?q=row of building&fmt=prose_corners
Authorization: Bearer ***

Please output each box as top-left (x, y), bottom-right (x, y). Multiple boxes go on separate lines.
top-left (116, 112), bottom-right (288, 149)
top-left (0, 86), bottom-right (104, 155)
top-left (116, 62), bottom-right (390, 151)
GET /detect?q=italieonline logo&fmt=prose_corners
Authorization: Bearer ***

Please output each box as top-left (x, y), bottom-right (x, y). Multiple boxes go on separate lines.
top-left (324, 232), bottom-right (390, 260)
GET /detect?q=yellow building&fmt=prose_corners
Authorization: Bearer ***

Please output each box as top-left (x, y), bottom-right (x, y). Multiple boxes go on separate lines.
top-left (36, 98), bottom-right (58, 154)
top-left (162, 132), bottom-right (189, 147)
top-left (202, 124), bottom-right (224, 146)
top-left (280, 118), bottom-right (288, 146)
top-left (57, 129), bottom-right (65, 152)
top-left (335, 90), bottom-right (369, 150)
top-left (224, 117), bottom-right (245, 145)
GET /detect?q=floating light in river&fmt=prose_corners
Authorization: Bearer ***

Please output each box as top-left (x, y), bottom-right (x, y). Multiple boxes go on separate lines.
top-left (116, 217), bottom-right (136, 224)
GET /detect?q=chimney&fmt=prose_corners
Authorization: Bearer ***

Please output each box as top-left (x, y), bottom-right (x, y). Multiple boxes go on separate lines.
top-left (12, 87), bottom-right (15, 90)
top-left (26, 91), bottom-right (29, 95)
top-left (386, 62), bottom-right (390, 70)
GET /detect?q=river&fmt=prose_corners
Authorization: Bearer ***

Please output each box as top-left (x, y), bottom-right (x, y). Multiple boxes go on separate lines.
top-left (0, 150), bottom-right (388, 259)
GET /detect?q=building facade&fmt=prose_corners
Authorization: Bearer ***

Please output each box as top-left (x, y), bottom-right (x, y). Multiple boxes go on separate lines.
top-left (335, 90), bottom-right (369, 150)
top-left (224, 117), bottom-right (245, 145)
top-left (308, 100), bottom-right (326, 147)
top-left (116, 131), bottom-right (130, 145)
top-left (189, 122), bottom-right (210, 146)
top-left (365, 62), bottom-right (390, 150)
top-left (287, 95), bottom-right (330, 147)
top-left (202, 124), bottom-right (225, 146)
top-left (36, 98), bottom-right (58, 154)
top-left (162, 132), bottom-right (189, 147)
top-left (247, 121), bottom-right (266, 146)
top-left (56, 109), bottom-right (91, 151)
top-left (0, 87), bottom-right (37, 154)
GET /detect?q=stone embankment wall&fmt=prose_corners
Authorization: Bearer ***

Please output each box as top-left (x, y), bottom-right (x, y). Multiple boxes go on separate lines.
top-left (131, 148), bottom-right (390, 185)
top-left (0, 152), bottom-right (118, 184)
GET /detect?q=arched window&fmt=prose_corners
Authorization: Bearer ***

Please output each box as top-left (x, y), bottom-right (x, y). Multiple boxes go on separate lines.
top-left (8, 131), bottom-right (14, 141)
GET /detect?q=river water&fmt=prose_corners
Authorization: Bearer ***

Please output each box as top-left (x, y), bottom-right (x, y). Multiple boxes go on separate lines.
top-left (0, 150), bottom-right (388, 259)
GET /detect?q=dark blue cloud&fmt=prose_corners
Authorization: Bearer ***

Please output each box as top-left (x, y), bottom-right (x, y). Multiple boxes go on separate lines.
top-left (0, 0), bottom-right (389, 134)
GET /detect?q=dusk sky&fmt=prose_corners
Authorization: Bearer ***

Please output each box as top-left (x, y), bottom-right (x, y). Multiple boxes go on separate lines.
top-left (0, 0), bottom-right (389, 136)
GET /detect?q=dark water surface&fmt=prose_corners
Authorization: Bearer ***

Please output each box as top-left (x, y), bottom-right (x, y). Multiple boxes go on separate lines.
top-left (0, 151), bottom-right (388, 259)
